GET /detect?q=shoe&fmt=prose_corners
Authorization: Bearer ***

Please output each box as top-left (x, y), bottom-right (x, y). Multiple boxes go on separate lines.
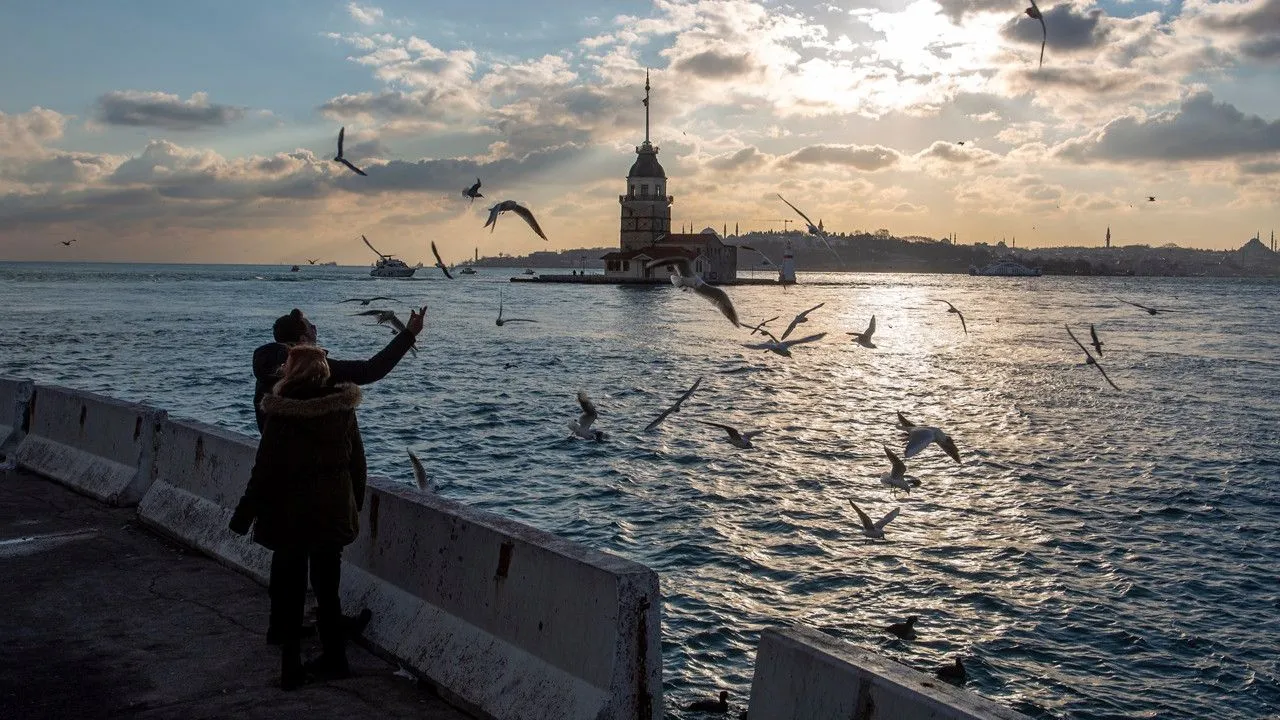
top-left (266, 624), bottom-right (316, 646)
top-left (303, 652), bottom-right (352, 681)
top-left (280, 642), bottom-right (309, 691)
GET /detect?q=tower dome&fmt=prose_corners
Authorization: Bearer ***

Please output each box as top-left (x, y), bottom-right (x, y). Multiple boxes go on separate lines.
top-left (628, 142), bottom-right (666, 179)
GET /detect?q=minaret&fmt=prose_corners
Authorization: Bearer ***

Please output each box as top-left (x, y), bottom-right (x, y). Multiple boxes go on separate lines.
top-left (1105, 226), bottom-right (1111, 248)
top-left (618, 69), bottom-right (672, 252)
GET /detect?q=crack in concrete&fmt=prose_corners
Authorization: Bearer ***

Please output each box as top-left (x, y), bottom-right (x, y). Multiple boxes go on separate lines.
top-left (146, 576), bottom-right (262, 637)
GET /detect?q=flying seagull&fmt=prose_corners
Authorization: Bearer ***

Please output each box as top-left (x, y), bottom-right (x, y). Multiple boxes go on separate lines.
top-left (936, 299), bottom-right (968, 334)
top-left (496, 289), bottom-right (537, 326)
top-left (61, 238), bottom-right (76, 246)
top-left (743, 329), bottom-right (826, 357)
top-left (776, 193), bottom-right (841, 261)
top-left (569, 390), bottom-right (605, 441)
top-left (353, 309), bottom-right (417, 356)
top-left (333, 126), bottom-right (367, 176)
top-left (407, 449), bottom-right (435, 493)
top-left (1025, 0), bottom-right (1047, 69)
top-left (484, 200), bottom-right (548, 241)
top-left (339, 296), bottom-right (402, 306)
top-left (643, 377), bottom-right (703, 431)
top-left (849, 500), bottom-right (900, 540)
top-left (848, 315), bottom-right (876, 348)
top-left (1116, 298), bottom-right (1178, 315)
top-left (1147, 196), bottom-right (1156, 202)
top-left (881, 445), bottom-right (919, 495)
top-left (697, 420), bottom-right (764, 449)
top-left (1089, 324), bottom-right (1104, 356)
top-left (905, 424), bottom-right (962, 463)
top-left (644, 256), bottom-right (740, 327)
top-left (463, 178), bottom-right (483, 202)
top-left (745, 316), bottom-right (780, 336)
top-left (430, 241), bottom-right (453, 279)
top-left (1066, 324), bottom-right (1120, 391)
top-left (739, 244), bottom-right (778, 269)
top-left (886, 616), bottom-right (918, 640)
top-left (780, 302), bottom-right (825, 341)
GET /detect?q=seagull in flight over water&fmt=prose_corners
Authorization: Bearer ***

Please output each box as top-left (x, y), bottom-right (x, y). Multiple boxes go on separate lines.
top-left (353, 309), bottom-right (417, 356)
top-left (1089, 324), bottom-right (1104, 355)
top-left (569, 391), bottom-right (605, 441)
top-left (463, 178), bottom-right (483, 203)
top-left (905, 424), bottom-right (962, 463)
top-left (644, 256), bottom-right (740, 327)
top-left (743, 329), bottom-right (826, 357)
top-left (484, 200), bottom-right (548, 241)
top-left (1025, 0), bottom-right (1047, 69)
top-left (340, 296), bottom-right (402, 305)
top-left (1066, 324), bottom-right (1120, 391)
top-left (776, 193), bottom-right (841, 262)
top-left (697, 420), bottom-right (764, 449)
top-left (745, 316), bottom-right (780, 335)
top-left (61, 238), bottom-right (76, 246)
top-left (430, 241), bottom-right (453, 279)
top-left (849, 500), bottom-right (900, 540)
top-left (407, 449), bottom-right (435, 492)
top-left (880, 445), bottom-right (919, 495)
top-left (780, 303), bottom-right (825, 341)
top-left (936, 299), bottom-right (968, 334)
top-left (496, 289), bottom-right (537, 326)
top-left (333, 127), bottom-right (367, 176)
top-left (643, 377), bottom-right (703, 431)
top-left (848, 315), bottom-right (876, 348)
top-left (1116, 298), bottom-right (1179, 316)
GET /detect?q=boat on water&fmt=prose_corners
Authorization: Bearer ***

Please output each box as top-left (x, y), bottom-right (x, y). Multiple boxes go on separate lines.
top-left (969, 259), bottom-right (1042, 277)
top-left (361, 235), bottom-right (416, 278)
top-left (523, 268), bottom-right (536, 275)
top-left (290, 265), bottom-right (300, 273)
top-left (319, 261), bottom-right (338, 267)
top-left (459, 266), bottom-right (477, 275)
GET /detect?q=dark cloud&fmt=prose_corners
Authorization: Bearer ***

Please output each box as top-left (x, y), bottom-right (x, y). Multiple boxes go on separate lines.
top-left (94, 90), bottom-right (245, 131)
top-left (1191, 0), bottom-right (1280, 62)
top-left (1056, 91), bottom-right (1280, 163)
top-left (935, 0), bottom-right (1020, 24)
top-left (1240, 160), bottom-right (1280, 175)
top-left (706, 147), bottom-right (765, 172)
top-left (779, 144), bottom-right (901, 171)
top-left (318, 89), bottom-right (468, 121)
top-left (1242, 35), bottom-right (1280, 59)
top-left (672, 49), bottom-right (756, 79)
top-left (1001, 5), bottom-right (1110, 52)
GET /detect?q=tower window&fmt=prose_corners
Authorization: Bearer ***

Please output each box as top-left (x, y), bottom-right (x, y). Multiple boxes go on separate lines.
top-left (657, 185), bottom-right (663, 195)
top-left (641, 184), bottom-right (649, 196)
top-left (631, 184), bottom-right (636, 196)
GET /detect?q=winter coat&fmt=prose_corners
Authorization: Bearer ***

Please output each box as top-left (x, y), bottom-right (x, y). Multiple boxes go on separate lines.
top-left (251, 330), bottom-right (415, 431)
top-left (231, 382), bottom-right (367, 551)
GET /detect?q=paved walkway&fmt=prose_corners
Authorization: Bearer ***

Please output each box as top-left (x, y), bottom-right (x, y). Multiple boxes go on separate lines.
top-left (0, 469), bottom-right (472, 720)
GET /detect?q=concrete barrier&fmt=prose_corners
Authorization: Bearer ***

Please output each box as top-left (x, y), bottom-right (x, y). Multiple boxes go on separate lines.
top-left (341, 478), bottom-right (662, 720)
top-left (137, 417), bottom-right (272, 583)
top-left (0, 377), bottom-right (34, 453)
top-left (14, 385), bottom-right (165, 506)
top-left (746, 626), bottom-right (1030, 720)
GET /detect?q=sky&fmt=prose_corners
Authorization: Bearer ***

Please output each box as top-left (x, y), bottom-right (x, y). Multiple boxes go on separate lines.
top-left (1, 0), bottom-right (1278, 264)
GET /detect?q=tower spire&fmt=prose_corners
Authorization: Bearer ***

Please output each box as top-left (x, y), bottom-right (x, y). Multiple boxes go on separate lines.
top-left (643, 69), bottom-right (651, 144)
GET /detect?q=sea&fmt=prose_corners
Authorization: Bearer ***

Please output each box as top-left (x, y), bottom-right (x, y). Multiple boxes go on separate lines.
top-left (1, 261), bottom-right (1277, 720)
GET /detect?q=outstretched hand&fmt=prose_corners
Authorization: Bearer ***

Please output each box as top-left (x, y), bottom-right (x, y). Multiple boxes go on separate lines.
top-left (407, 305), bottom-right (427, 336)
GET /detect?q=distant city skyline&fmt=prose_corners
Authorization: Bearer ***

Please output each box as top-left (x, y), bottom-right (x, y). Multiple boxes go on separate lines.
top-left (2, 0), bottom-right (1279, 264)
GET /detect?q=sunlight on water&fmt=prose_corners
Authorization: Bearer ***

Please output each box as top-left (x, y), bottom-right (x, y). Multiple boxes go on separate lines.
top-left (2, 262), bottom-right (1278, 719)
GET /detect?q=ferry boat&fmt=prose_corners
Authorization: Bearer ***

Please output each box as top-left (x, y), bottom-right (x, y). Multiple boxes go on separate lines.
top-left (523, 268), bottom-right (536, 275)
top-left (457, 248), bottom-right (479, 274)
top-left (362, 235), bottom-right (416, 278)
top-left (969, 259), bottom-right (1042, 277)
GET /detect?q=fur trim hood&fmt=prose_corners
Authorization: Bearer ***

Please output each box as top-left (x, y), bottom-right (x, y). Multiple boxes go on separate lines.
top-left (260, 383), bottom-right (361, 418)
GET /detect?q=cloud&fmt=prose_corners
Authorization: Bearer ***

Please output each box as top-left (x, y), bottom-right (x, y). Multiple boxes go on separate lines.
top-left (671, 48), bottom-right (757, 78)
top-left (347, 2), bottom-right (384, 25)
top-left (914, 140), bottom-right (1003, 169)
top-left (1186, 0), bottom-right (1280, 59)
top-left (1055, 91), bottom-right (1280, 163)
top-left (705, 147), bottom-right (767, 172)
top-left (93, 90), bottom-right (245, 131)
top-left (0, 107), bottom-right (67, 157)
top-left (778, 144), bottom-right (901, 171)
top-left (1001, 5), bottom-right (1112, 52)
top-left (935, 0), bottom-right (1020, 24)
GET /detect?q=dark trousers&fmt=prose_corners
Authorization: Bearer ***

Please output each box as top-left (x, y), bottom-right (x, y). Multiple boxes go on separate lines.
top-left (269, 547), bottom-right (344, 649)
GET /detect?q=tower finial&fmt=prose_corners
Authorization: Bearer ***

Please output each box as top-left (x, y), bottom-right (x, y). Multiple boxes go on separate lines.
top-left (643, 69), bottom-right (651, 144)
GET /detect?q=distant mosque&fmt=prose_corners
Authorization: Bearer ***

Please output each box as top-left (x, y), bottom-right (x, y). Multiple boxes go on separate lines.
top-left (601, 72), bottom-right (738, 282)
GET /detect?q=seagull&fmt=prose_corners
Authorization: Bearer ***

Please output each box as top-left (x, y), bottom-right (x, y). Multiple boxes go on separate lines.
top-left (937, 658), bottom-right (967, 685)
top-left (428, 241), bottom-right (454, 279)
top-left (776, 193), bottom-right (840, 261)
top-left (849, 500), bottom-right (900, 540)
top-left (880, 445), bottom-right (919, 495)
top-left (496, 289), bottom-right (537, 326)
top-left (60, 239), bottom-right (76, 246)
top-left (463, 178), bottom-right (483, 203)
top-left (780, 302), bottom-right (825, 341)
top-left (484, 200), bottom-right (548, 241)
top-left (337, 294), bottom-right (401, 302)
top-left (1089, 324), bottom-right (1104, 356)
top-left (1066, 325), bottom-right (1120, 391)
top-left (306, 258), bottom-right (319, 265)
top-left (936, 299), bottom-right (968, 334)
top-left (905, 425), bottom-right (961, 463)
top-left (739, 244), bottom-right (778, 269)
top-left (353, 309), bottom-right (417, 356)
top-left (886, 616), bottom-right (918, 640)
top-left (745, 316), bottom-right (780, 336)
top-left (643, 377), bottom-right (703, 431)
top-left (569, 390), bottom-right (605, 441)
top-left (697, 420), bottom-right (764, 449)
top-left (1116, 298), bottom-right (1178, 315)
top-left (333, 126), bottom-right (367, 176)
top-left (848, 315), bottom-right (876, 348)
top-left (957, 140), bottom-right (966, 146)
top-left (743, 329), bottom-right (825, 357)
top-left (644, 256), bottom-right (740, 327)
top-left (1147, 196), bottom-right (1156, 202)
top-left (407, 449), bottom-right (434, 492)
top-left (1025, 0), bottom-right (1047, 69)
top-left (686, 691), bottom-right (729, 713)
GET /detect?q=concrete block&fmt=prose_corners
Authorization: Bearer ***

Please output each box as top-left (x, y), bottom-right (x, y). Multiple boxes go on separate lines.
top-left (0, 377), bottom-right (34, 453)
top-left (341, 478), bottom-right (662, 720)
top-left (137, 417), bottom-right (272, 584)
top-left (14, 385), bottom-right (165, 506)
top-left (747, 626), bottom-right (1030, 720)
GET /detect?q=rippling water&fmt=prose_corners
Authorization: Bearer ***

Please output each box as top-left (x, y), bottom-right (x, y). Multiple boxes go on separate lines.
top-left (2, 261), bottom-right (1278, 719)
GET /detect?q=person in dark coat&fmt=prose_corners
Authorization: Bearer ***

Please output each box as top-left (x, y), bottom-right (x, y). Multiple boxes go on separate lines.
top-left (252, 306), bottom-right (425, 432)
top-left (230, 345), bottom-right (366, 690)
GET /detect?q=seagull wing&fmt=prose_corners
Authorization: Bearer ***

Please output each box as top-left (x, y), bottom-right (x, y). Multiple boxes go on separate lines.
top-left (694, 283), bottom-right (740, 327)
top-left (337, 157), bottom-right (367, 176)
top-left (1093, 361), bottom-right (1121, 391)
top-left (696, 420), bottom-right (741, 442)
top-left (884, 445), bottom-right (906, 479)
top-left (512, 203), bottom-right (548, 240)
top-left (338, 298), bottom-right (364, 304)
top-left (865, 315), bottom-right (876, 339)
top-left (937, 299), bottom-right (957, 313)
top-left (645, 256), bottom-right (695, 277)
top-left (781, 303), bottom-right (824, 339)
top-left (848, 500), bottom-right (875, 531)
top-left (337, 126), bottom-right (345, 157)
top-left (644, 405), bottom-right (677, 432)
top-left (896, 411), bottom-right (915, 429)
top-left (1116, 298), bottom-right (1153, 312)
top-left (873, 506), bottom-right (901, 531)
top-left (676, 376), bottom-right (704, 407)
top-left (1064, 324), bottom-right (1094, 359)
top-left (1089, 324), bottom-right (1102, 354)
top-left (408, 449), bottom-right (429, 492)
top-left (576, 390), bottom-right (598, 429)
top-left (781, 332), bottom-right (826, 348)
top-left (375, 311), bottom-right (408, 333)
top-left (430, 242), bottom-right (453, 279)
top-left (905, 427), bottom-right (936, 458)
top-left (776, 193), bottom-right (816, 227)
top-left (751, 316), bottom-right (780, 335)
top-left (956, 309), bottom-right (968, 334)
